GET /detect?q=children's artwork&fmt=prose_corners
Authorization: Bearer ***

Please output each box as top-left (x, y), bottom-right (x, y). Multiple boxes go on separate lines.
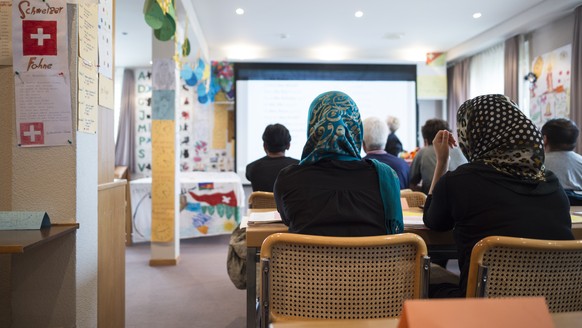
top-left (129, 172), bottom-right (243, 242)
top-left (529, 44), bottom-right (571, 126)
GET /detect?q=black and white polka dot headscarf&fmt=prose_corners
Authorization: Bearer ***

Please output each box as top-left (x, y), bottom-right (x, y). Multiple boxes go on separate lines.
top-left (457, 94), bottom-right (545, 182)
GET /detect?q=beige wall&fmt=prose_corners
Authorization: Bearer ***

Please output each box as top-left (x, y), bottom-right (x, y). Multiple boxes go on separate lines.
top-left (529, 12), bottom-right (575, 59)
top-left (0, 4), bottom-right (99, 327)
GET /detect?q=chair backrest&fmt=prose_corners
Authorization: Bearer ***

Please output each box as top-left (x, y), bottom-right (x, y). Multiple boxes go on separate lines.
top-left (466, 236), bottom-right (582, 312)
top-left (248, 191), bottom-right (276, 209)
top-left (260, 233), bottom-right (430, 326)
top-left (400, 191), bottom-right (427, 208)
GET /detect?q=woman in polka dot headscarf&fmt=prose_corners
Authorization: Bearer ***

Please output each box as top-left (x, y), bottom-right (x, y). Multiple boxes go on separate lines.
top-left (422, 94), bottom-right (574, 299)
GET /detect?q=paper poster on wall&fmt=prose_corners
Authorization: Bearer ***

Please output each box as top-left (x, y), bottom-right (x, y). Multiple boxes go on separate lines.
top-left (0, 0), bottom-right (12, 65)
top-left (98, 74), bottom-right (114, 109)
top-left (151, 120), bottom-right (175, 242)
top-left (14, 73), bottom-right (73, 147)
top-left (212, 105), bottom-right (227, 149)
top-left (12, 0), bottom-right (69, 74)
top-left (79, 2), bottom-right (98, 65)
top-left (153, 59), bottom-right (176, 91)
top-left (78, 60), bottom-right (98, 133)
top-left (98, 0), bottom-right (113, 78)
top-left (529, 44), bottom-right (571, 126)
top-left (135, 68), bottom-right (152, 178)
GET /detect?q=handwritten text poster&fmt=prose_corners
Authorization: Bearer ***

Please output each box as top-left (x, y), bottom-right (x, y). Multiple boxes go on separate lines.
top-left (78, 60), bottom-right (98, 133)
top-left (12, 0), bottom-right (69, 74)
top-left (15, 74), bottom-right (73, 147)
top-left (0, 0), bottom-right (12, 65)
top-left (79, 2), bottom-right (98, 65)
top-left (99, 74), bottom-right (114, 109)
top-left (151, 120), bottom-right (175, 242)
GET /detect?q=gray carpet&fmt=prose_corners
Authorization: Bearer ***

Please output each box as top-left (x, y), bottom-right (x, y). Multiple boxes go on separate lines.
top-left (126, 235), bottom-right (246, 328)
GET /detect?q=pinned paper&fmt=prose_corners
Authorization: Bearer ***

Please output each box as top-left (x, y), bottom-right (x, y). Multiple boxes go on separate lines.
top-left (0, 211), bottom-right (51, 230)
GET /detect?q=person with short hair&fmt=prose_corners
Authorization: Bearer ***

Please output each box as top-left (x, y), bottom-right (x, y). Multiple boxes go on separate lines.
top-left (409, 118), bottom-right (467, 194)
top-left (363, 116), bottom-right (410, 189)
top-left (246, 124), bottom-right (299, 192)
top-left (385, 116), bottom-right (403, 156)
top-left (541, 118), bottom-right (582, 205)
top-left (274, 91), bottom-right (403, 237)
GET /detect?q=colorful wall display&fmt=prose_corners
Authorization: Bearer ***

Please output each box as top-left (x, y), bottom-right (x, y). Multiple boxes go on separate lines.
top-left (134, 63), bottom-right (234, 177)
top-left (529, 44), bottom-right (571, 126)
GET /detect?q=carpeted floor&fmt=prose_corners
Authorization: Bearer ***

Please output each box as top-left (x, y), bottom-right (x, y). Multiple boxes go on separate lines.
top-left (125, 235), bottom-right (246, 328)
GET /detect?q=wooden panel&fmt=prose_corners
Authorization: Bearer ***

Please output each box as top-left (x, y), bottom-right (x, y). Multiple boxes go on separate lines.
top-left (98, 107), bottom-right (115, 185)
top-left (98, 181), bottom-right (126, 328)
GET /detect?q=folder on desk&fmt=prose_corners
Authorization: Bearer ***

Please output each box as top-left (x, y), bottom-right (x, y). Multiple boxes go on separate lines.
top-left (248, 211), bottom-right (282, 224)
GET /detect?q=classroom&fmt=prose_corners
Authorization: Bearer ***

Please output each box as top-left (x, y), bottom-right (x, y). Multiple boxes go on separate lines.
top-left (1, 0), bottom-right (582, 327)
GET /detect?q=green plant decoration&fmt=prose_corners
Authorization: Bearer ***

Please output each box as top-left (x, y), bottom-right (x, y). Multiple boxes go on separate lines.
top-left (143, 0), bottom-right (176, 41)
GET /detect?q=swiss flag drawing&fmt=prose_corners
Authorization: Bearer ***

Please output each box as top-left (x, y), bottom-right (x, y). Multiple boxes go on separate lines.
top-left (20, 122), bottom-right (44, 146)
top-left (22, 20), bottom-right (57, 56)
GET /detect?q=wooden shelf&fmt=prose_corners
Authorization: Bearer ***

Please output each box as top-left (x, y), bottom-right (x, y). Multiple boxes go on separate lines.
top-left (0, 224), bottom-right (79, 254)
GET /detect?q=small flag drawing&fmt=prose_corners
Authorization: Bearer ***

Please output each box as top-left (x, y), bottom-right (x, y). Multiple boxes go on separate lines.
top-left (20, 122), bottom-right (44, 145)
top-left (22, 20), bottom-right (57, 56)
top-left (198, 182), bottom-right (214, 190)
top-left (189, 190), bottom-right (237, 207)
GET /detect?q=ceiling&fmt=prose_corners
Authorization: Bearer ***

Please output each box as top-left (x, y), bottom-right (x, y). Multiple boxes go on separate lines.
top-left (115, 0), bottom-right (582, 68)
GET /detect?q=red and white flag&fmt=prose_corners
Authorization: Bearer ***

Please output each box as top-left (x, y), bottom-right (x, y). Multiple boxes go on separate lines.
top-left (22, 20), bottom-right (57, 56)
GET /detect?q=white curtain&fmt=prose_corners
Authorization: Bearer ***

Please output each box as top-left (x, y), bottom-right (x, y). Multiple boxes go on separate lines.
top-left (469, 43), bottom-right (505, 98)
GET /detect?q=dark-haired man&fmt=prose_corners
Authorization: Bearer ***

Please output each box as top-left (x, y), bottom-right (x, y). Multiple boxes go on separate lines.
top-left (410, 118), bottom-right (467, 194)
top-left (246, 124), bottom-right (299, 192)
top-left (542, 118), bottom-right (582, 205)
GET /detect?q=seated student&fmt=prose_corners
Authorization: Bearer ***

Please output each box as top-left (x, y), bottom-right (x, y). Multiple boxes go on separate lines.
top-left (246, 123), bottom-right (299, 192)
top-left (423, 94), bottom-right (574, 298)
top-left (385, 115), bottom-right (403, 156)
top-left (541, 118), bottom-right (582, 205)
top-left (410, 118), bottom-right (467, 194)
top-left (274, 91), bottom-right (403, 237)
top-left (363, 116), bottom-right (410, 190)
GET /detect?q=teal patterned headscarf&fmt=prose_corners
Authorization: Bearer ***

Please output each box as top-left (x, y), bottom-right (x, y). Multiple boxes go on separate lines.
top-left (300, 91), bottom-right (363, 165)
top-left (300, 91), bottom-right (403, 234)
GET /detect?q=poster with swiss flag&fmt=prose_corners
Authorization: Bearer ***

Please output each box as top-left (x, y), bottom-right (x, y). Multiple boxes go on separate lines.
top-left (12, 0), bottom-right (72, 147)
top-left (12, 0), bottom-right (68, 74)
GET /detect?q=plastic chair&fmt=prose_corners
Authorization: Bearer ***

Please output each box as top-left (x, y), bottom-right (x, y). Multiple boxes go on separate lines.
top-left (248, 191), bottom-right (276, 209)
top-left (466, 236), bottom-right (582, 312)
top-left (259, 233), bottom-right (430, 327)
top-left (400, 191), bottom-right (427, 208)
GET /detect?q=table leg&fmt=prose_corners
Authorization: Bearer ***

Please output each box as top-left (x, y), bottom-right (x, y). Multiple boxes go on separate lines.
top-left (246, 247), bottom-right (258, 328)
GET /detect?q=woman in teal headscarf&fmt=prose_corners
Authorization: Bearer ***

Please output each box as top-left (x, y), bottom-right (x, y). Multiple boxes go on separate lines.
top-left (274, 91), bottom-right (403, 236)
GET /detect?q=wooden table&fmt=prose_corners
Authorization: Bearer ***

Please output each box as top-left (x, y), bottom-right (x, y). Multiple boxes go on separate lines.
top-left (269, 311), bottom-right (582, 328)
top-left (245, 208), bottom-right (582, 328)
top-left (0, 224), bottom-right (79, 254)
top-left (0, 224), bottom-right (79, 326)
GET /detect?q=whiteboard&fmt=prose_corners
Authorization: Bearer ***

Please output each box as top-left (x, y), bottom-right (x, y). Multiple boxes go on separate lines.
top-left (236, 79), bottom-right (417, 184)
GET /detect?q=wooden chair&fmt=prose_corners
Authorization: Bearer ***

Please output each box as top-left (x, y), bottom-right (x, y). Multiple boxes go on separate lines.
top-left (400, 191), bottom-right (427, 208)
top-left (466, 236), bottom-right (582, 312)
top-left (248, 191), bottom-right (276, 209)
top-left (259, 233), bottom-right (430, 327)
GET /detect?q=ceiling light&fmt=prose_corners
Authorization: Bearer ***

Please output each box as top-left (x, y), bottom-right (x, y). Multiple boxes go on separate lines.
top-left (473, 12), bottom-right (482, 19)
top-left (235, 8), bottom-right (244, 15)
top-left (355, 11), bottom-right (363, 18)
